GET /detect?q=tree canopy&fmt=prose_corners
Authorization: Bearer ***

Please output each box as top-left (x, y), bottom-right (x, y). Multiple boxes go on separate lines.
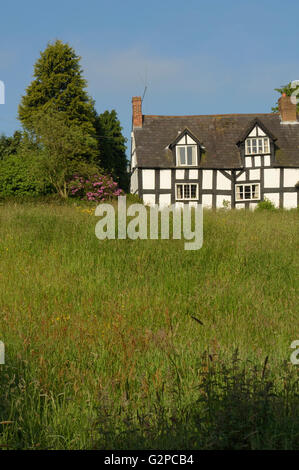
top-left (0, 131), bottom-right (22, 160)
top-left (18, 40), bottom-right (96, 134)
top-left (16, 39), bottom-right (129, 197)
top-left (31, 109), bottom-right (99, 199)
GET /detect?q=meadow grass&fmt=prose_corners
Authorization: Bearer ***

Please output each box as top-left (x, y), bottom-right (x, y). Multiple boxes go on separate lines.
top-left (0, 201), bottom-right (298, 449)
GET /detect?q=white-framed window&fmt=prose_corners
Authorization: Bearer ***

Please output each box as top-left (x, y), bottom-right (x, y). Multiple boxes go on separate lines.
top-left (245, 137), bottom-right (270, 155)
top-left (235, 183), bottom-right (260, 201)
top-left (176, 145), bottom-right (197, 166)
top-left (176, 183), bottom-right (198, 200)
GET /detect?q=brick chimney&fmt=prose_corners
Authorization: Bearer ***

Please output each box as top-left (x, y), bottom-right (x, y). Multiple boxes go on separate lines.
top-left (278, 93), bottom-right (297, 123)
top-left (132, 96), bottom-right (142, 128)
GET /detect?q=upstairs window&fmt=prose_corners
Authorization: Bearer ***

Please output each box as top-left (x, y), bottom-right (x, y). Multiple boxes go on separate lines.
top-left (176, 145), bottom-right (197, 166)
top-left (245, 137), bottom-right (270, 155)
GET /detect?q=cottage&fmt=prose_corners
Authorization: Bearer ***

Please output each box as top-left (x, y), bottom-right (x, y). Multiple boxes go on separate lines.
top-left (130, 94), bottom-right (299, 209)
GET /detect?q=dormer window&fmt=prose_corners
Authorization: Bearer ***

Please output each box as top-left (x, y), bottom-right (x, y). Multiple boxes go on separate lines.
top-left (245, 137), bottom-right (270, 155)
top-left (171, 129), bottom-right (201, 166)
top-left (176, 145), bottom-right (197, 166)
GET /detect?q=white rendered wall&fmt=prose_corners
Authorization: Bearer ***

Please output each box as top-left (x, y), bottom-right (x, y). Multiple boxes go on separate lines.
top-left (236, 172), bottom-right (246, 182)
top-left (283, 192), bottom-right (297, 209)
top-left (264, 169), bottom-right (280, 188)
top-left (216, 195), bottom-right (231, 208)
top-left (159, 194), bottom-right (171, 207)
top-left (202, 194), bottom-right (213, 208)
top-left (255, 156), bottom-right (261, 167)
top-left (249, 169), bottom-right (260, 180)
top-left (217, 171), bottom-right (231, 190)
top-left (130, 169), bottom-right (138, 193)
top-left (177, 136), bottom-right (186, 145)
top-left (284, 169), bottom-right (299, 187)
top-left (143, 194), bottom-right (155, 206)
top-left (202, 170), bottom-right (213, 189)
top-left (186, 135), bottom-right (196, 144)
top-left (189, 169), bottom-right (198, 179)
top-left (264, 155), bottom-right (271, 166)
top-left (176, 169), bottom-right (184, 179)
top-left (257, 126), bottom-right (265, 136)
top-left (160, 170), bottom-right (172, 189)
top-left (245, 157), bottom-right (252, 167)
top-left (131, 134), bottom-right (136, 166)
top-left (142, 169), bottom-right (155, 190)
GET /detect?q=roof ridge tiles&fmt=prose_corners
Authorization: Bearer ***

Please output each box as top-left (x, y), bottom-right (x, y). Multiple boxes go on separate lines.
top-left (144, 113), bottom-right (278, 118)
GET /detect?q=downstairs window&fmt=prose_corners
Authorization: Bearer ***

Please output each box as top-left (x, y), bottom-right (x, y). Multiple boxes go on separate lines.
top-left (176, 183), bottom-right (198, 200)
top-left (235, 183), bottom-right (260, 201)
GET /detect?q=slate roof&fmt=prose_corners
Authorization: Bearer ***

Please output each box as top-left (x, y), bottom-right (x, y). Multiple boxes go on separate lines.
top-left (133, 113), bottom-right (299, 168)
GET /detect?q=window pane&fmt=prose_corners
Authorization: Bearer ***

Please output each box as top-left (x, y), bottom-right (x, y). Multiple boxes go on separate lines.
top-left (187, 145), bottom-right (195, 165)
top-left (252, 139), bottom-right (257, 154)
top-left (177, 185), bottom-right (183, 199)
top-left (179, 147), bottom-right (185, 165)
top-left (184, 185), bottom-right (190, 199)
top-left (244, 185), bottom-right (251, 199)
top-left (258, 138), bottom-right (263, 153)
top-left (252, 185), bottom-right (259, 199)
top-left (246, 140), bottom-right (251, 154)
top-left (264, 138), bottom-right (269, 153)
top-left (187, 146), bottom-right (193, 165)
top-left (191, 185), bottom-right (197, 198)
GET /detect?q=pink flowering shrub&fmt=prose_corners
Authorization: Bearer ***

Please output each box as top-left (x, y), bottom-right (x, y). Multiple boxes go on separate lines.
top-left (69, 174), bottom-right (124, 202)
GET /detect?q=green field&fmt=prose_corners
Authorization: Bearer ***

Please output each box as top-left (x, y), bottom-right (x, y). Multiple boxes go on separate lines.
top-left (0, 202), bottom-right (298, 450)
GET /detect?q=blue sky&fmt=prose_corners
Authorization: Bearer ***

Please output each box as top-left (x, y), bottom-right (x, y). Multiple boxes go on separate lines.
top-left (1, 0), bottom-right (299, 155)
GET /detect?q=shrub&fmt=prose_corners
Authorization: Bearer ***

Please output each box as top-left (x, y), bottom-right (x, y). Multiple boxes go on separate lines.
top-left (69, 174), bottom-right (124, 202)
top-left (0, 154), bottom-right (49, 198)
top-left (222, 199), bottom-right (231, 209)
top-left (126, 193), bottom-right (143, 204)
top-left (256, 197), bottom-right (276, 211)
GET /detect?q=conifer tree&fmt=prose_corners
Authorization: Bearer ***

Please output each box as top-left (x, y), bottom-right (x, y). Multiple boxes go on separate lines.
top-left (18, 40), bottom-right (96, 137)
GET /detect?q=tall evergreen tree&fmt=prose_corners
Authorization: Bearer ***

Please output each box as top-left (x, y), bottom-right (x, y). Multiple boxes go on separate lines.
top-left (95, 110), bottom-right (129, 191)
top-left (18, 40), bottom-right (96, 138)
top-left (18, 39), bottom-right (129, 192)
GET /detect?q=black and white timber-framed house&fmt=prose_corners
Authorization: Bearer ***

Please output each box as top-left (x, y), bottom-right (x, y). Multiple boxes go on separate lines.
top-left (130, 94), bottom-right (299, 209)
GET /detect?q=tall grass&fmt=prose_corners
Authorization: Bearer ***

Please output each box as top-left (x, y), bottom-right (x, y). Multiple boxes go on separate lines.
top-left (0, 202), bottom-right (298, 449)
